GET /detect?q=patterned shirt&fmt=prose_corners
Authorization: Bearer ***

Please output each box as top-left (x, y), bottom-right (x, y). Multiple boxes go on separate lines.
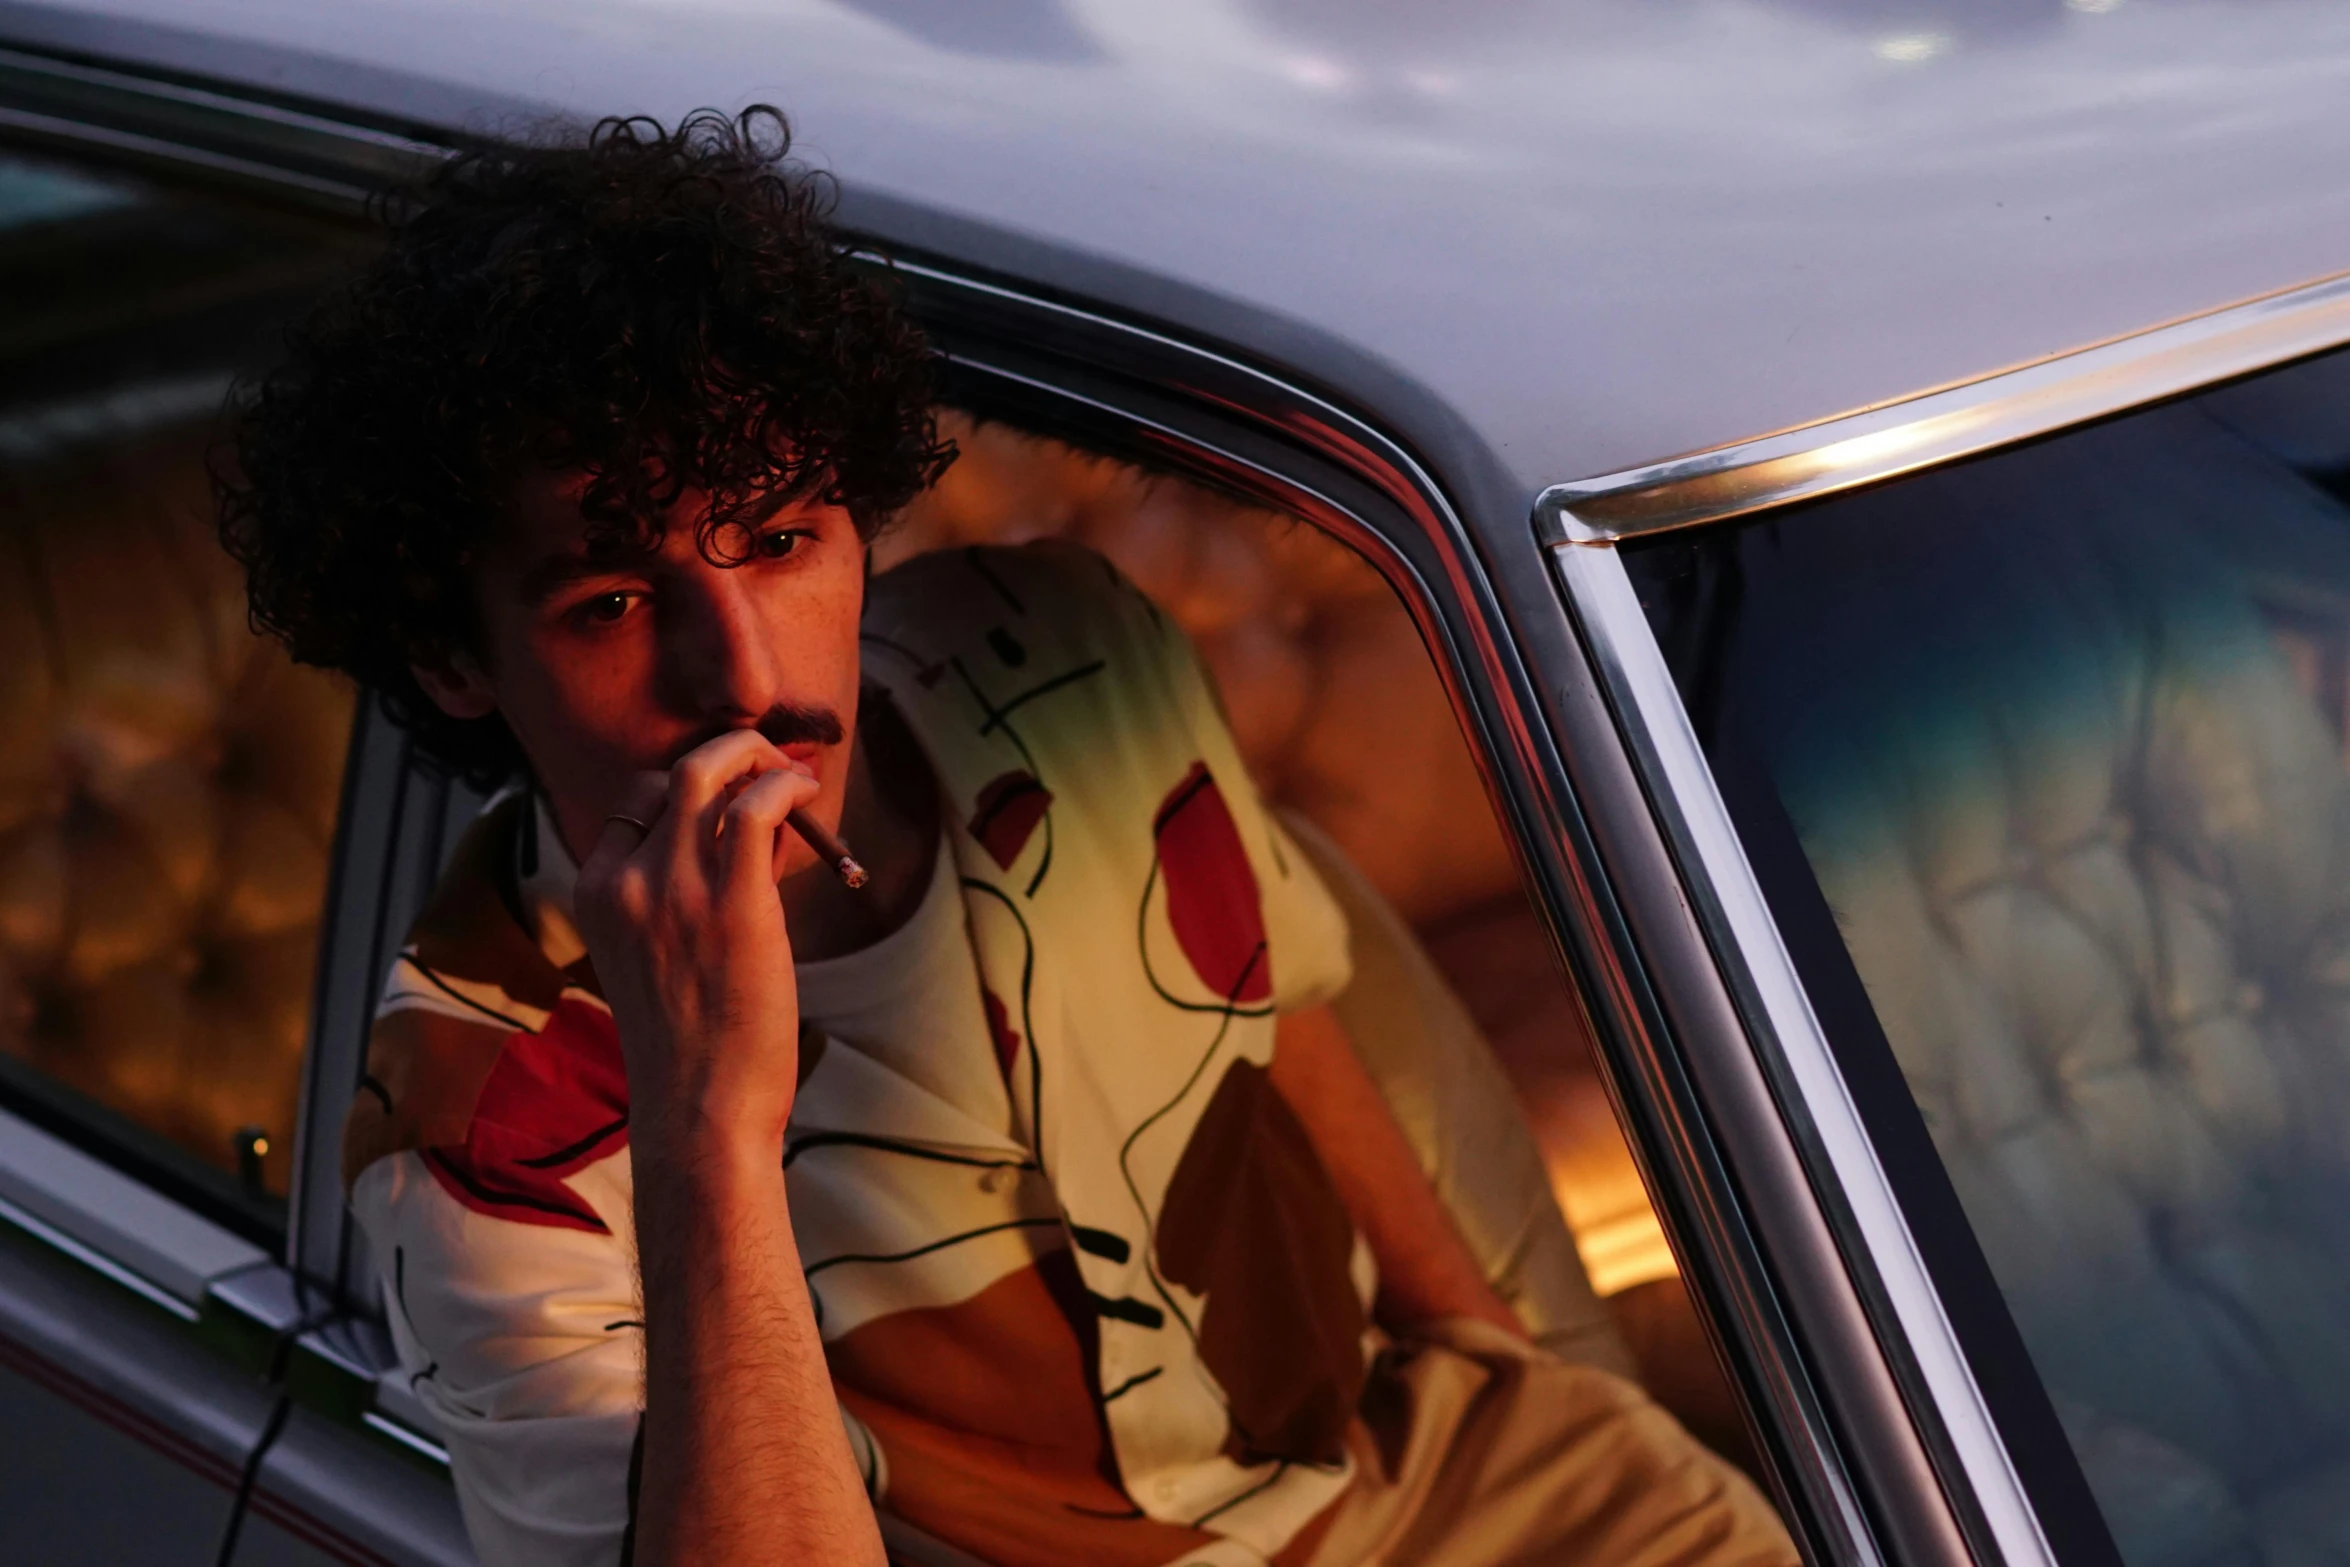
top-left (344, 543), bottom-right (1369, 1567)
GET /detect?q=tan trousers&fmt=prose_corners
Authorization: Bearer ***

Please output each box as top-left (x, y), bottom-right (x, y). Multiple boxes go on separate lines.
top-left (1306, 1320), bottom-right (1799, 1567)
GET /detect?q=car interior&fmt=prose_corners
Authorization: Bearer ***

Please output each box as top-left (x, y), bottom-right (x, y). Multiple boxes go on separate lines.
top-left (0, 148), bottom-right (358, 1223)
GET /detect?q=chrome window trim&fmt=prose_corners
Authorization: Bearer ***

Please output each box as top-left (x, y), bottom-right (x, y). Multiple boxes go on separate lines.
top-left (370, 1370), bottom-right (453, 1467)
top-left (0, 1190), bottom-right (197, 1321)
top-left (1540, 266), bottom-right (2350, 544)
top-left (361, 1407), bottom-right (450, 1466)
top-left (290, 699), bottom-right (486, 1304)
top-left (1545, 536), bottom-right (2056, 1567)
top-left (0, 41), bottom-right (442, 210)
top-left (0, 1104), bottom-right (269, 1315)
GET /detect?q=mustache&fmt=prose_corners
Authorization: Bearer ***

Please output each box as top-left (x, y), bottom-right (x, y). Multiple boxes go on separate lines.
top-left (669, 703), bottom-right (847, 766)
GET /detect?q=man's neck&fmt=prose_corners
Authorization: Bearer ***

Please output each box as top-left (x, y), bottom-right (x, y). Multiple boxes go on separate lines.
top-left (781, 693), bottom-right (939, 963)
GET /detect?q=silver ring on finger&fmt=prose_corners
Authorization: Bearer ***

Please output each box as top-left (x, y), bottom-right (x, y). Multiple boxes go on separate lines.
top-left (605, 813), bottom-right (653, 836)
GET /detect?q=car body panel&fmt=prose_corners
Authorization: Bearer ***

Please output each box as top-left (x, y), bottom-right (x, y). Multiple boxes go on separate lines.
top-left (0, 1224), bottom-right (274, 1565)
top-left (232, 1401), bottom-right (471, 1567)
top-left (3, 0), bottom-right (2349, 535)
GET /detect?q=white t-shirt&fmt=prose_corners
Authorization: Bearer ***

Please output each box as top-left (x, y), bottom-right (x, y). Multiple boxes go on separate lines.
top-left (794, 828), bottom-right (1010, 1140)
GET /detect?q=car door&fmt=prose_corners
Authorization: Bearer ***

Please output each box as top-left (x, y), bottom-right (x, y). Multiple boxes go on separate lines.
top-left (0, 52), bottom-right (478, 1563)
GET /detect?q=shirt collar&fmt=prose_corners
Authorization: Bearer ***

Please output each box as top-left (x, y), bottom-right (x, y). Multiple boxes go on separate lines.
top-left (516, 791), bottom-right (589, 973)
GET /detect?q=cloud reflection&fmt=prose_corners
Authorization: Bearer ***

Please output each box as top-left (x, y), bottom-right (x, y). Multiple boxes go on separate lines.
top-left (831, 0), bottom-right (1104, 62)
top-left (1873, 31), bottom-right (1952, 61)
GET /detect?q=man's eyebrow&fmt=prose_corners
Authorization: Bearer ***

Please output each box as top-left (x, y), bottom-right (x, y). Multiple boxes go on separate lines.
top-left (511, 491), bottom-right (810, 602)
top-left (712, 486), bottom-right (805, 529)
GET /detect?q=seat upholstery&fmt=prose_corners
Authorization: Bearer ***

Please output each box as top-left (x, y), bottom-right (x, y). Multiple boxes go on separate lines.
top-left (0, 424), bottom-right (353, 1196)
top-left (1718, 409), bottom-right (2350, 1562)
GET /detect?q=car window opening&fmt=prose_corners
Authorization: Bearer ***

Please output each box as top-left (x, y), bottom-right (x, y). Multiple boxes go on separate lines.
top-left (0, 145), bottom-right (357, 1232)
top-left (1627, 343), bottom-right (2350, 1567)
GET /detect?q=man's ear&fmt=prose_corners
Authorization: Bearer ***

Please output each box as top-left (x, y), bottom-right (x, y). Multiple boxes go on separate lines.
top-left (410, 650), bottom-right (499, 720)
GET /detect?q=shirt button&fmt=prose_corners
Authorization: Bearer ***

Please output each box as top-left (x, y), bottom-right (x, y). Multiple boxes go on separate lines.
top-left (978, 1167), bottom-right (1009, 1194)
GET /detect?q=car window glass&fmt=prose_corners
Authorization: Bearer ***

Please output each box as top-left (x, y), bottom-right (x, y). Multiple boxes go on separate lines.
top-left (0, 144), bottom-right (360, 1231)
top-left (1626, 346), bottom-right (2350, 1567)
top-left (882, 412), bottom-right (1768, 1483)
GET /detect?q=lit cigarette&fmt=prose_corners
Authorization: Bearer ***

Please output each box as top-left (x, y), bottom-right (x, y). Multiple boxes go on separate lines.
top-left (788, 808), bottom-right (868, 889)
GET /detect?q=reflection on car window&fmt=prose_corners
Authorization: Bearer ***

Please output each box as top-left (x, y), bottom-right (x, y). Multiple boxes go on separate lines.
top-left (0, 147), bottom-right (358, 1224)
top-left (1629, 348), bottom-right (2350, 1567)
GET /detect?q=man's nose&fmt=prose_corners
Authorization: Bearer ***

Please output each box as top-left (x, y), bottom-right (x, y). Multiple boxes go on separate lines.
top-left (665, 567), bottom-right (781, 723)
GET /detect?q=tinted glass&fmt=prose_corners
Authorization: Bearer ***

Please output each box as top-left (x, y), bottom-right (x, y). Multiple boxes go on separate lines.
top-left (1628, 348), bottom-right (2350, 1566)
top-left (0, 146), bottom-right (359, 1225)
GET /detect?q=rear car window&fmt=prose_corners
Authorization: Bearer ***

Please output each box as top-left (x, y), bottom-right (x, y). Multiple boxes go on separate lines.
top-left (1627, 347), bottom-right (2350, 1567)
top-left (0, 145), bottom-right (360, 1231)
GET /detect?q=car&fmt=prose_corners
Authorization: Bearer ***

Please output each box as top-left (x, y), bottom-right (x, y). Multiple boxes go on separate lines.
top-left (4, 1), bottom-right (2350, 1563)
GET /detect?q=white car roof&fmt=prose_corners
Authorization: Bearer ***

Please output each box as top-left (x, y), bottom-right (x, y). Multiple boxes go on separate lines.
top-left (7, 0), bottom-right (2350, 530)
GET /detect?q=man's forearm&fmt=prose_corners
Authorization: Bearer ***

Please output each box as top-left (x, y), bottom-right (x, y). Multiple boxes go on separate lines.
top-left (1271, 1006), bottom-right (1526, 1340)
top-left (631, 1126), bottom-right (884, 1567)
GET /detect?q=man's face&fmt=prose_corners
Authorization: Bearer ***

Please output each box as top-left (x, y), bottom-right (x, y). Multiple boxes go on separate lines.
top-left (421, 469), bottom-right (868, 875)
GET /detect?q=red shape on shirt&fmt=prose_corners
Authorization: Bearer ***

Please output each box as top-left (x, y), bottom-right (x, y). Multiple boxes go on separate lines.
top-left (970, 770), bottom-right (1053, 870)
top-left (423, 995), bottom-right (628, 1233)
top-left (1152, 762), bottom-right (1272, 1006)
top-left (982, 987), bottom-right (1023, 1081)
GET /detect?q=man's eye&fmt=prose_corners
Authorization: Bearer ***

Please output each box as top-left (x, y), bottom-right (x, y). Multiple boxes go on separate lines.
top-left (753, 529), bottom-right (808, 561)
top-left (581, 592), bottom-right (635, 625)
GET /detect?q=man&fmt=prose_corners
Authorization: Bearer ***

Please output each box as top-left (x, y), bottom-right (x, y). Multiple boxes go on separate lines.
top-left (221, 109), bottom-right (1794, 1567)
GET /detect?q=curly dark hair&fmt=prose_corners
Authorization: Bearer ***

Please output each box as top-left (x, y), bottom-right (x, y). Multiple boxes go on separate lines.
top-left (217, 106), bottom-right (956, 784)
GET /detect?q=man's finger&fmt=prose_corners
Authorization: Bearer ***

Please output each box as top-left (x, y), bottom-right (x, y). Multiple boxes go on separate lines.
top-left (666, 730), bottom-right (793, 868)
top-left (586, 772), bottom-right (673, 869)
top-left (718, 767), bottom-right (824, 891)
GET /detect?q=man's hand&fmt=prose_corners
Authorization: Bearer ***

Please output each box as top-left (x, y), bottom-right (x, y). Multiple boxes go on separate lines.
top-left (572, 730), bottom-right (885, 1567)
top-left (576, 730), bottom-right (820, 1157)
